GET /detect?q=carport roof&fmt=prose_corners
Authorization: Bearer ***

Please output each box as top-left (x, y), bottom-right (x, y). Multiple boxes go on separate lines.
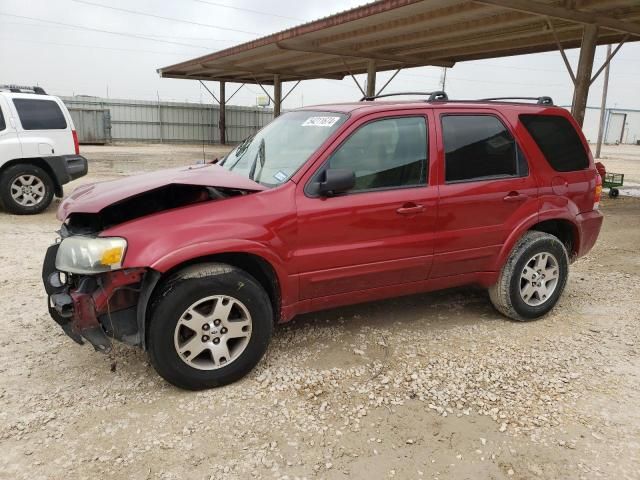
top-left (158, 0), bottom-right (640, 85)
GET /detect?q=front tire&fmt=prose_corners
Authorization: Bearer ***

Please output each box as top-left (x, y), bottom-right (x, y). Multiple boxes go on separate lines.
top-left (147, 263), bottom-right (273, 390)
top-left (489, 231), bottom-right (568, 321)
top-left (0, 164), bottom-right (54, 215)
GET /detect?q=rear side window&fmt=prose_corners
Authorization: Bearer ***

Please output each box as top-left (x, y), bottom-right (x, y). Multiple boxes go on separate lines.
top-left (0, 106), bottom-right (5, 131)
top-left (442, 115), bottom-right (524, 183)
top-left (520, 114), bottom-right (589, 171)
top-left (12, 99), bottom-right (67, 130)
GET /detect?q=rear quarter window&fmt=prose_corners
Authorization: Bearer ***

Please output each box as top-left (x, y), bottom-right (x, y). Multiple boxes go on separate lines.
top-left (520, 114), bottom-right (589, 171)
top-left (0, 106), bottom-right (6, 131)
top-left (12, 98), bottom-right (67, 130)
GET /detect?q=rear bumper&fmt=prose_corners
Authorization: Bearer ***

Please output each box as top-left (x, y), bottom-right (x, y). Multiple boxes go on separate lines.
top-left (43, 155), bottom-right (88, 196)
top-left (42, 243), bottom-right (147, 352)
top-left (575, 209), bottom-right (604, 258)
top-left (60, 154), bottom-right (88, 181)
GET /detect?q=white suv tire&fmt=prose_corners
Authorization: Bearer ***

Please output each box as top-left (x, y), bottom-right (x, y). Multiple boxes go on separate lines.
top-left (0, 163), bottom-right (55, 215)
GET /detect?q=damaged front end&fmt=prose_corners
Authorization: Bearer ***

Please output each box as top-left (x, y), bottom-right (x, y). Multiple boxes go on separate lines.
top-left (43, 241), bottom-right (160, 352)
top-left (43, 165), bottom-right (266, 353)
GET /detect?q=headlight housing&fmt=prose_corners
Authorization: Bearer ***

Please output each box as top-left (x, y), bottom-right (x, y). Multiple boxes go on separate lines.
top-left (55, 236), bottom-right (127, 274)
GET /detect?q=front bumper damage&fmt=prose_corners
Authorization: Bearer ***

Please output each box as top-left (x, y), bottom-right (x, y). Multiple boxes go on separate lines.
top-left (42, 243), bottom-right (160, 353)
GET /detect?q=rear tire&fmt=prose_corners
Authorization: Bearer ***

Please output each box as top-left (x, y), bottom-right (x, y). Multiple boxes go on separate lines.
top-left (147, 263), bottom-right (273, 390)
top-left (489, 231), bottom-right (568, 321)
top-left (609, 188), bottom-right (619, 198)
top-left (0, 164), bottom-right (54, 215)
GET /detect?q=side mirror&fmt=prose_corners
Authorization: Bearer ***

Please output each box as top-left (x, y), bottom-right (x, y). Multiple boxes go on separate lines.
top-left (318, 169), bottom-right (355, 197)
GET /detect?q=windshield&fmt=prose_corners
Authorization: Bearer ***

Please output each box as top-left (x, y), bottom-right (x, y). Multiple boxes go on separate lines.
top-left (220, 110), bottom-right (347, 187)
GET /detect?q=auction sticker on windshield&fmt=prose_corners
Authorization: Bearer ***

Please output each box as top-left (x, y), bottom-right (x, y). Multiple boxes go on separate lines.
top-left (302, 116), bottom-right (341, 127)
top-left (273, 170), bottom-right (288, 182)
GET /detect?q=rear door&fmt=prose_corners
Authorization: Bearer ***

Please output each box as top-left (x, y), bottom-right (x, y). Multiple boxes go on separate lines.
top-left (11, 95), bottom-right (73, 157)
top-left (295, 111), bottom-right (438, 299)
top-left (432, 110), bottom-right (539, 277)
top-left (0, 96), bottom-right (23, 161)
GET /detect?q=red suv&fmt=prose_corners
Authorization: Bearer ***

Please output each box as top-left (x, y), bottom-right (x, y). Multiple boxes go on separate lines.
top-left (43, 93), bottom-right (603, 390)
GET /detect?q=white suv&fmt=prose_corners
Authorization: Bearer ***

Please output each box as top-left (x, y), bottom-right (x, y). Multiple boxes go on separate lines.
top-left (0, 85), bottom-right (88, 214)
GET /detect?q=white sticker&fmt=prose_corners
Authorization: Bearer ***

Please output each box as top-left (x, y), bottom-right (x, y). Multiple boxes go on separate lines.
top-left (302, 116), bottom-right (341, 127)
top-left (274, 170), bottom-right (288, 182)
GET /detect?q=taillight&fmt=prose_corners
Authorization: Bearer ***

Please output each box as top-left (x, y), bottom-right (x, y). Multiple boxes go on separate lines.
top-left (72, 130), bottom-right (80, 155)
top-left (594, 173), bottom-right (602, 210)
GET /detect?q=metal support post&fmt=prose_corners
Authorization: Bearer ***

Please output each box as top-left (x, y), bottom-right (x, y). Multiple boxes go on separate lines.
top-left (595, 44), bottom-right (611, 159)
top-left (274, 75), bottom-right (282, 118)
top-left (219, 81), bottom-right (226, 145)
top-left (366, 60), bottom-right (376, 98)
top-left (571, 24), bottom-right (599, 127)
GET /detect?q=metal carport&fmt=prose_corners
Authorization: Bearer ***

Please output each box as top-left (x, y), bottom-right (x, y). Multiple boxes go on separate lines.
top-left (158, 0), bottom-right (640, 144)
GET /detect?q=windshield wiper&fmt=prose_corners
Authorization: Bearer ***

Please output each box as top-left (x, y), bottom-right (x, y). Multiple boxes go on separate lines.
top-left (224, 134), bottom-right (254, 170)
top-left (249, 138), bottom-right (265, 182)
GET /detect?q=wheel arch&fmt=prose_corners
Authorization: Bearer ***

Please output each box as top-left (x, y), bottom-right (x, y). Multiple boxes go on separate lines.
top-left (0, 157), bottom-right (62, 197)
top-left (140, 252), bottom-right (283, 350)
top-left (492, 213), bottom-right (580, 273)
top-left (528, 219), bottom-right (579, 261)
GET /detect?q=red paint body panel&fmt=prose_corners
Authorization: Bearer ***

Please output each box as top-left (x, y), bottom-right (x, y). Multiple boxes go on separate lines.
top-left (70, 268), bottom-right (145, 336)
top-left (430, 108), bottom-right (540, 277)
top-left (58, 101), bottom-right (603, 323)
top-left (57, 164), bottom-right (265, 220)
top-left (294, 109), bottom-right (439, 299)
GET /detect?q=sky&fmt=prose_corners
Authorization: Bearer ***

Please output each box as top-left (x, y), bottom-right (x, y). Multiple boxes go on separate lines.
top-left (1, 0), bottom-right (639, 110)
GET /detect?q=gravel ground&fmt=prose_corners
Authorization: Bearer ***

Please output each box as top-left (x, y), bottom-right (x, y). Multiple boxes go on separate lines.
top-left (0, 144), bottom-right (639, 480)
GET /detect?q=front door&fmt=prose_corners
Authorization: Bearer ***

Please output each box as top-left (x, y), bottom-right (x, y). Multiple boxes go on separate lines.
top-left (295, 113), bottom-right (438, 300)
top-left (431, 112), bottom-right (539, 277)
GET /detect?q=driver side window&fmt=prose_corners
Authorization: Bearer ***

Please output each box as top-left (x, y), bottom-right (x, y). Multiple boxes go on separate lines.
top-left (328, 116), bottom-right (428, 192)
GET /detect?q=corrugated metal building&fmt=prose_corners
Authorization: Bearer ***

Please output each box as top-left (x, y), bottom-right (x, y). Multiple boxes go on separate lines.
top-left (566, 106), bottom-right (640, 145)
top-left (63, 95), bottom-right (640, 147)
top-left (61, 96), bottom-right (273, 144)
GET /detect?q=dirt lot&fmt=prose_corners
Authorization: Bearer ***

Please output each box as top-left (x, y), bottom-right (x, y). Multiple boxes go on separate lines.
top-left (1, 144), bottom-right (639, 480)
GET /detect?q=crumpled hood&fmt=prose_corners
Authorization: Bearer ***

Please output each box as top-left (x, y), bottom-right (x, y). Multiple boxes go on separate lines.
top-left (57, 164), bottom-right (266, 220)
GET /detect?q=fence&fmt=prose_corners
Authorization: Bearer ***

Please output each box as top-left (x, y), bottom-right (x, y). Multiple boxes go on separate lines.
top-left (61, 96), bottom-right (274, 145)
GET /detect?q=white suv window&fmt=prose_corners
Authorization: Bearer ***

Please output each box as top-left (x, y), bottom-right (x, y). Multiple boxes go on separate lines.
top-left (0, 105), bottom-right (6, 131)
top-left (12, 98), bottom-right (67, 130)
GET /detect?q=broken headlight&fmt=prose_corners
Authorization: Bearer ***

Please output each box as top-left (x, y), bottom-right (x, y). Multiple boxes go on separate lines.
top-left (55, 236), bottom-right (127, 274)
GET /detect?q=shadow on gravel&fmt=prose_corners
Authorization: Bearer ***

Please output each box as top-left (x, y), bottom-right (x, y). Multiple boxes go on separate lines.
top-left (278, 286), bottom-right (504, 336)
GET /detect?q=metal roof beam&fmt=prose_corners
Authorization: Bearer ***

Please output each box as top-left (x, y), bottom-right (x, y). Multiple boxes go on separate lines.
top-left (351, 10), bottom-right (535, 51)
top-left (546, 19), bottom-right (577, 85)
top-left (162, 73), bottom-right (275, 84)
top-left (474, 0), bottom-right (640, 36)
top-left (428, 29), bottom-right (625, 61)
top-left (199, 62), bottom-right (345, 81)
top-left (318, 2), bottom-right (491, 46)
top-left (276, 42), bottom-right (455, 68)
top-left (399, 21), bottom-right (584, 57)
top-left (590, 35), bottom-right (628, 85)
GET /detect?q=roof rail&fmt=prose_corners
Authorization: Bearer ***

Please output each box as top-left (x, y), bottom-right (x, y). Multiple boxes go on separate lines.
top-left (0, 84), bottom-right (47, 95)
top-left (360, 91), bottom-right (448, 102)
top-left (480, 96), bottom-right (554, 106)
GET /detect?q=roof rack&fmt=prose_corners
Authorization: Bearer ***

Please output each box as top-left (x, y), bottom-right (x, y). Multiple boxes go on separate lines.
top-left (0, 84), bottom-right (47, 95)
top-left (360, 91), bottom-right (448, 102)
top-left (480, 96), bottom-right (554, 106)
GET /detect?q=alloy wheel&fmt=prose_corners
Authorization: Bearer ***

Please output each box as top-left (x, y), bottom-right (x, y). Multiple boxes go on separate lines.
top-left (173, 295), bottom-right (252, 370)
top-left (10, 175), bottom-right (46, 207)
top-left (519, 252), bottom-right (560, 307)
